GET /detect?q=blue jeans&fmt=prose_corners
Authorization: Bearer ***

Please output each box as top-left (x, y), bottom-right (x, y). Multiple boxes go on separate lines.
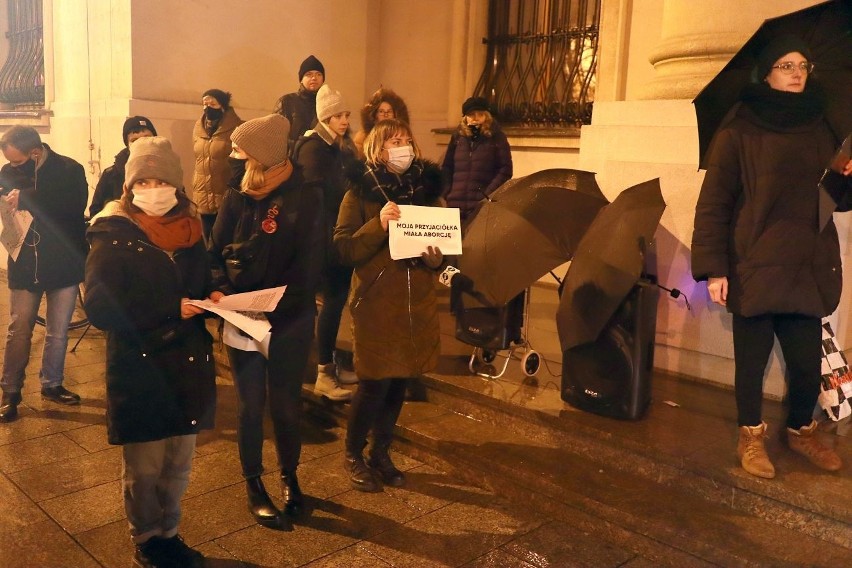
top-left (1, 285), bottom-right (77, 393)
top-left (227, 308), bottom-right (314, 478)
top-left (122, 434), bottom-right (196, 544)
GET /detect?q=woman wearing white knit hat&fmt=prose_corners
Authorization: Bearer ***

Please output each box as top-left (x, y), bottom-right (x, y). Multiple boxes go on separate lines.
top-left (294, 84), bottom-right (359, 401)
top-left (209, 114), bottom-right (324, 530)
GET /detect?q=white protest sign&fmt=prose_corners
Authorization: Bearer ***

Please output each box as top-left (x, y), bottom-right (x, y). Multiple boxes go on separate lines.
top-left (388, 205), bottom-right (462, 260)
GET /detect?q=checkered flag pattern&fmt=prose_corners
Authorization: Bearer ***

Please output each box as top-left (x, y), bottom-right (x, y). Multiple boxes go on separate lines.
top-left (818, 321), bottom-right (852, 421)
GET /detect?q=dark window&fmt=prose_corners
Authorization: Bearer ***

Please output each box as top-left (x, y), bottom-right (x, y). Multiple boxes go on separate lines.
top-left (474, 0), bottom-right (599, 126)
top-left (0, 0), bottom-right (44, 108)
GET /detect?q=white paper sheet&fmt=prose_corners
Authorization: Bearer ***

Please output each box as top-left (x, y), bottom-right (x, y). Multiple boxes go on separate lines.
top-left (188, 286), bottom-right (286, 342)
top-left (0, 200), bottom-right (33, 262)
top-left (388, 205), bottom-right (462, 260)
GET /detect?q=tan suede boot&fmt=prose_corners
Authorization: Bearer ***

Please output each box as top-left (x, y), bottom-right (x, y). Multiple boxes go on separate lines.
top-left (786, 420), bottom-right (842, 472)
top-left (737, 422), bottom-right (775, 478)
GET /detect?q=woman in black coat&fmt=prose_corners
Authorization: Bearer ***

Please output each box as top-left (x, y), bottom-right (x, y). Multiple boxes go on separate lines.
top-left (85, 137), bottom-right (213, 568)
top-left (208, 114), bottom-right (324, 530)
top-left (692, 35), bottom-right (852, 479)
top-left (441, 96), bottom-right (513, 223)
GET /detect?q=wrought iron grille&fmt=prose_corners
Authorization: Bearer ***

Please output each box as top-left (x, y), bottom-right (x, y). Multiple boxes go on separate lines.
top-left (0, 0), bottom-right (44, 107)
top-left (474, 0), bottom-right (599, 126)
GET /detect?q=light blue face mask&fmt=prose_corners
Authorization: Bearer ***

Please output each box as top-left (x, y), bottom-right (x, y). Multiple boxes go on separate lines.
top-left (132, 185), bottom-right (178, 216)
top-left (386, 145), bottom-right (414, 173)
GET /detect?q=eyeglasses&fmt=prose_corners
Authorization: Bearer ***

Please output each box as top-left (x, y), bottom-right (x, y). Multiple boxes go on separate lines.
top-left (771, 61), bottom-right (814, 75)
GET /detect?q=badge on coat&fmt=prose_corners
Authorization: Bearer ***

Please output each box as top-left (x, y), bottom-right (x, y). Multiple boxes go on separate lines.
top-left (262, 204), bottom-right (279, 234)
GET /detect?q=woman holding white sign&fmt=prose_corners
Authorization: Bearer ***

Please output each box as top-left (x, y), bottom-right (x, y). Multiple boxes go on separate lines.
top-left (334, 118), bottom-right (445, 492)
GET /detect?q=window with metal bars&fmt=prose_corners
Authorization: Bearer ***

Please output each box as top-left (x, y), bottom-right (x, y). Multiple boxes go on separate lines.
top-left (474, 0), bottom-right (599, 127)
top-left (0, 0), bottom-right (44, 108)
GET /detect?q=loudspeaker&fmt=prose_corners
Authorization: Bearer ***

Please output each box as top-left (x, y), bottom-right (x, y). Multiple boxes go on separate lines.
top-left (561, 280), bottom-right (659, 420)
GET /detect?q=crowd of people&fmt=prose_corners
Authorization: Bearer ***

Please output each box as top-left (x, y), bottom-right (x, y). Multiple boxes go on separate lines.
top-left (0, 53), bottom-right (515, 568)
top-left (0, 41), bottom-right (849, 567)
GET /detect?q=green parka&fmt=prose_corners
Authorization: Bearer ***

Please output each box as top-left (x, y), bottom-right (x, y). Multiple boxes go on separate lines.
top-left (334, 160), bottom-right (445, 380)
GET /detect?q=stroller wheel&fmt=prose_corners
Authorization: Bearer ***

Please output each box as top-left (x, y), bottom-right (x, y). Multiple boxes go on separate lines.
top-left (479, 349), bottom-right (497, 364)
top-left (521, 351), bottom-right (540, 377)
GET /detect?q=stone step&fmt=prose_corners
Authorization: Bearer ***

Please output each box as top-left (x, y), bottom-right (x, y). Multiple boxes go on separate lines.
top-left (301, 387), bottom-right (849, 567)
top-left (412, 358), bottom-right (852, 550)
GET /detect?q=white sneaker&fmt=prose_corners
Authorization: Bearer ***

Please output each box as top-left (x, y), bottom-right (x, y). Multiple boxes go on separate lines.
top-left (314, 364), bottom-right (352, 401)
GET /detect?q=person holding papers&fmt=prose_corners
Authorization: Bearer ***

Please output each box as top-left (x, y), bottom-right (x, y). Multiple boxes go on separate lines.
top-left (334, 118), bottom-right (445, 492)
top-left (84, 136), bottom-right (213, 568)
top-left (208, 114), bottom-right (324, 529)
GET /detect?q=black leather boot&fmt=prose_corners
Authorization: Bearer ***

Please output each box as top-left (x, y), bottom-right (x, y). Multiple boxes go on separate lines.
top-left (0, 392), bottom-right (21, 423)
top-left (344, 452), bottom-right (379, 492)
top-left (245, 476), bottom-right (287, 529)
top-left (280, 471), bottom-right (304, 517)
top-left (368, 445), bottom-right (406, 487)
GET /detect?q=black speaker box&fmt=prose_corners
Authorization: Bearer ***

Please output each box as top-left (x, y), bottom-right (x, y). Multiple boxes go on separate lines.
top-left (561, 280), bottom-right (659, 420)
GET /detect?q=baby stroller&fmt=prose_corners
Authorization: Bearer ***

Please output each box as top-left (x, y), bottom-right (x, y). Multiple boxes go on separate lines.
top-left (450, 273), bottom-right (541, 379)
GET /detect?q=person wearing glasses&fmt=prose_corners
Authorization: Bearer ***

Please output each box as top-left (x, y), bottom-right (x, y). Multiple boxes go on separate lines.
top-left (353, 87), bottom-right (410, 159)
top-left (692, 35), bottom-right (852, 479)
top-left (275, 55), bottom-right (326, 155)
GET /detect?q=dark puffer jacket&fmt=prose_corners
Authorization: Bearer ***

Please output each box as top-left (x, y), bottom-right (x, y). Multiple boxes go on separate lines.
top-left (691, 87), bottom-right (852, 318)
top-left (84, 204), bottom-right (216, 445)
top-left (208, 168), bottom-right (324, 330)
top-left (2, 144), bottom-right (88, 291)
top-left (88, 147), bottom-right (129, 218)
top-left (441, 125), bottom-right (512, 221)
top-left (275, 86), bottom-right (318, 154)
top-left (334, 160), bottom-right (445, 380)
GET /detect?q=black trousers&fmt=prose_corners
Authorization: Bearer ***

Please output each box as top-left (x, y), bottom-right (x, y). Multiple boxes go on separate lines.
top-left (345, 378), bottom-right (408, 455)
top-left (732, 313), bottom-right (821, 430)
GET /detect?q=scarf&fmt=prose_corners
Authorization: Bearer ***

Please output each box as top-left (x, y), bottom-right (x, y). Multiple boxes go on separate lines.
top-left (364, 162), bottom-right (427, 205)
top-left (740, 82), bottom-right (824, 129)
top-left (129, 211), bottom-right (203, 252)
top-left (242, 160), bottom-right (293, 200)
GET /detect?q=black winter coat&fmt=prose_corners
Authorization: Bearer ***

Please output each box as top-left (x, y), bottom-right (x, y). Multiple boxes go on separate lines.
top-left (88, 147), bottom-right (129, 218)
top-left (208, 169), bottom-right (324, 330)
top-left (84, 205), bottom-right (216, 445)
top-left (691, 87), bottom-right (852, 318)
top-left (293, 128), bottom-right (358, 262)
top-left (2, 145), bottom-right (88, 291)
top-left (441, 126), bottom-right (513, 221)
top-left (276, 86), bottom-right (318, 154)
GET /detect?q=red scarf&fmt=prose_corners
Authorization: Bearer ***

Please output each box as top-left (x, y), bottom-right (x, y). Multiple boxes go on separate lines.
top-left (129, 212), bottom-right (203, 252)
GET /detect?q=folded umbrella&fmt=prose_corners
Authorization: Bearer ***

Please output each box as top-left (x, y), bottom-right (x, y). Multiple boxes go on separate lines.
top-left (459, 169), bottom-right (608, 306)
top-left (557, 179), bottom-right (666, 351)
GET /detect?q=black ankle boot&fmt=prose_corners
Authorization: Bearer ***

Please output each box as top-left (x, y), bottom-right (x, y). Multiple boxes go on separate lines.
top-left (344, 453), bottom-right (379, 492)
top-left (368, 447), bottom-right (406, 487)
top-left (280, 471), bottom-right (304, 517)
top-left (245, 477), bottom-right (286, 529)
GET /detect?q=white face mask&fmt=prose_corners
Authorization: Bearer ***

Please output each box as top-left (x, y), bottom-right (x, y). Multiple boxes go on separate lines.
top-left (132, 185), bottom-right (178, 216)
top-left (386, 145), bottom-right (415, 173)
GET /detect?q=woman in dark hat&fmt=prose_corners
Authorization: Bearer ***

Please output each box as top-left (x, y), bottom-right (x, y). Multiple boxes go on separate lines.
top-left (88, 116), bottom-right (156, 218)
top-left (192, 88), bottom-right (243, 243)
top-left (441, 96), bottom-right (513, 223)
top-left (692, 35), bottom-right (852, 479)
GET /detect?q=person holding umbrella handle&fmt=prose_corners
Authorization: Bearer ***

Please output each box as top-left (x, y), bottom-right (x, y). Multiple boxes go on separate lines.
top-left (692, 35), bottom-right (852, 480)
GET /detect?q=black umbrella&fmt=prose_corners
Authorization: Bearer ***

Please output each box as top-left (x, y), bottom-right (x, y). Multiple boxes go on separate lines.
top-left (693, 0), bottom-right (852, 169)
top-left (459, 169), bottom-right (608, 306)
top-left (557, 179), bottom-right (666, 351)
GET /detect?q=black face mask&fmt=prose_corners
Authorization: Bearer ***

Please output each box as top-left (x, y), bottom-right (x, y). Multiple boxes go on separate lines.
top-left (12, 159), bottom-right (36, 178)
top-left (228, 157), bottom-right (246, 186)
top-left (468, 124), bottom-right (481, 138)
top-left (204, 106), bottom-right (224, 121)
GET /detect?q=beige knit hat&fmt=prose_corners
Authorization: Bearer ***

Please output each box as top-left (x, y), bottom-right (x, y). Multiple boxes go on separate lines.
top-left (230, 114), bottom-right (290, 168)
top-left (124, 136), bottom-right (183, 189)
top-left (316, 84), bottom-right (348, 122)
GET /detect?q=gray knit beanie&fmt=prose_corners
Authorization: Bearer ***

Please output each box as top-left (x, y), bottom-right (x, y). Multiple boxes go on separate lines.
top-left (316, 84), bottom-right (348, 122)
top-left (124, 136), bottom-right (183, 189)
top-left (231, 114), bottom-right (290, 168)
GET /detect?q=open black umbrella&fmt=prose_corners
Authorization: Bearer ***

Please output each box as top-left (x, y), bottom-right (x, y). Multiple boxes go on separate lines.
top-left (693, 0), bottom-right (852, 169)
top-left (459, 169), bottom-right (608, 306)
top-left (556, 179), bottom-right (666, 351)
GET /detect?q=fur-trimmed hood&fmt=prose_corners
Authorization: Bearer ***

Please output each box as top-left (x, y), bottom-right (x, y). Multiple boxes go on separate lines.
top-left (344, 159), bottom-right (442, 204)
top-left (360, 88), bottom-right (411, 133)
